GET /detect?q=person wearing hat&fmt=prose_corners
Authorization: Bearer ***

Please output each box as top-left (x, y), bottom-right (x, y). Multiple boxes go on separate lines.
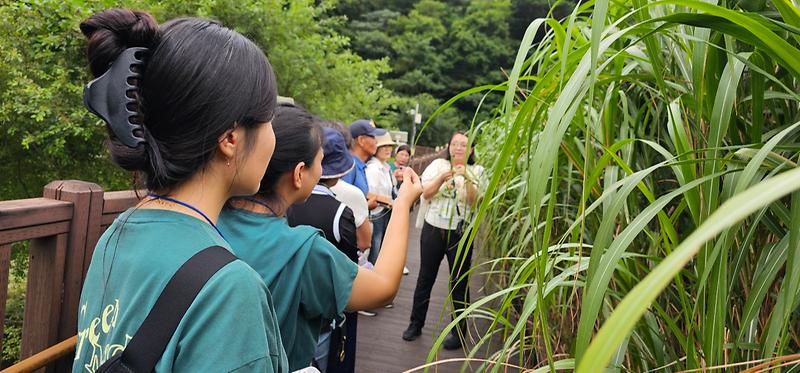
top-left (365, 132), bottom-right (398, 265)
top-left (288, 127), bottom-right (361, 261)
top-left (341, 119), bottom-right (386, 210)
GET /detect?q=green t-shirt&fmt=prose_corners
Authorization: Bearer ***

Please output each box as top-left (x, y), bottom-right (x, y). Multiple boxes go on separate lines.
top-left (218, 206), bottom-right (359, 371)
top-left (73, 208), bottom-right (288, 373)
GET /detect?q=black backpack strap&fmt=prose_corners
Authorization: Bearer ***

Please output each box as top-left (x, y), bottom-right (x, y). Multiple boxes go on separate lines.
top-left (119, 245), bottom-right (236, 372)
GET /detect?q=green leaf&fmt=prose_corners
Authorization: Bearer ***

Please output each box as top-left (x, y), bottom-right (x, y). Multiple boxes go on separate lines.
top-left (577, 166), bottom-right (800, 371)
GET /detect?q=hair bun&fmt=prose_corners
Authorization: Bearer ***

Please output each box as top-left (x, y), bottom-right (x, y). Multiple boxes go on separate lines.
top-left (80, 9), bottom-right (159, 77)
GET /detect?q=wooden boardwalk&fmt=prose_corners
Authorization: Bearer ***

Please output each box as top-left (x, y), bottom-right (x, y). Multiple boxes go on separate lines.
top-left (355, 210), bottom-right (508, 373)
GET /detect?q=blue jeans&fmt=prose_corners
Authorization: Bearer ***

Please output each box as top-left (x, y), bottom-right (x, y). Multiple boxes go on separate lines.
top-left (314, 330), bottom-right (332, 372)
top-left (367, 210), bottom-right (391, 264)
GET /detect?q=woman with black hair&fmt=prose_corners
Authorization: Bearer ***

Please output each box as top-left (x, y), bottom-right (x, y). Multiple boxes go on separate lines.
top-left (402, 131), bottom-right (484, 351)
top-left (392, 144), bottom-right (412, 188)
top-left (74, 8), bottom-right (287, 372)
top-left (286, 123), bottom-right (362, 373)
top-left (218, 105), bottom-right (423, 371)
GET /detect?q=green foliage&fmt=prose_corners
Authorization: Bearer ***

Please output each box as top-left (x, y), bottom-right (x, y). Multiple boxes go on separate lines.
top-left (0, 0), bottom-right (129, 200)
top-left (149, 0), bottom-right (394, 122)
top-left (439, 0), bottom-right (800, 371)
top-left (336, 0), bottom-right (577, 143)
top-left (509, 0), bottom-right (574, 39)
top-left (2, 242), bottom-right (29, 368)
top-left (2, 281), bottom-right (24, 368)
top-left (383, 0), bottom-right (451, 96)
top-left (442, 0), bottom-right (513, 112)
top-left (0, 0), bottom-right (391, 200)
top-left (333, 0), bottom-right (421, 17)
top-left (0, 0), bottom-right (583, 199)
top-left (380, 93), bottom-right (464, 146)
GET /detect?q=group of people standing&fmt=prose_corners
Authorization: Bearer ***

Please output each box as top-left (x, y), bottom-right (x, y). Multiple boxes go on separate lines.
top-left (72, 7), bottom-right (482, 373)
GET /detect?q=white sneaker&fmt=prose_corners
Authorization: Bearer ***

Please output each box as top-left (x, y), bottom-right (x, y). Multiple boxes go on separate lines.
top-left (358, 310), bottom-right (377, 317)
top-left (403, 266), bottom-right (410, 275)
top-left (384, 303), bottom-right (394, 309)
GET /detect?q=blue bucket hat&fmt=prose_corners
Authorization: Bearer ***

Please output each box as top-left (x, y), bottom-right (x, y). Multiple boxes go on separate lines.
top-left (349, 119), bottom-right (386, 138)
top-left (321, 127), bottom-right (355, 179)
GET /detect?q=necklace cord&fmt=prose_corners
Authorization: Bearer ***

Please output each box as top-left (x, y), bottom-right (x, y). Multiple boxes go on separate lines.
top-left (242, 196), bottom-right (278, 216)
top-left (146, 193), bottom-right (226, 240)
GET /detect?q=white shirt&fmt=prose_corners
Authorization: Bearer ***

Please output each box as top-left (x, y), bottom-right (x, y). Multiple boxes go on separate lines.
top-left (365, 158), bottom-right (396, 216)
top-left (421, 158), bottom-right (485, 230)
top-left (330, 180), bottom-right (369, 227)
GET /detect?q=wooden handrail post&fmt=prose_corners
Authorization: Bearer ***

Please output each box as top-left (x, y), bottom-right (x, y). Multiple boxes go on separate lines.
top-left (42, 181), bottom-right (104, 346)
top-left (19, 181), bottom-right (104, 372)
top-left (21, 234), bottom-right (67, 373)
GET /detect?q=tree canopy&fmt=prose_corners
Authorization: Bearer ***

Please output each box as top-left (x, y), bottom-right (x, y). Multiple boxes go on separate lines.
top-left (0, 0), bottom-right (570, 199)
top-left (333, 0), bottom-right (574, 145)
top-left (0, 0), bottom-right (391, 199)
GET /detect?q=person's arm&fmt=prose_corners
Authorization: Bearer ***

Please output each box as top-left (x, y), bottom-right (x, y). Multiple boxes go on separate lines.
top-left (356, 220), bottom-right (372, 250)
top-left (422, 170), bottom-right (452, 201)
top-left (366, 162), bottom-right (393, 207)
top-left (419, 159), bottom-right (451, 201)
top-left (374, 194), bottom-right (393, 207)
top-left (366, 193), bottom-right (379, 210)
top-left (346, 167), bottom-right (423, 310)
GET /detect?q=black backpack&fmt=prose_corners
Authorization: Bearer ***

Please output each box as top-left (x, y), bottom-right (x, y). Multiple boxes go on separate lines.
top-left (96, 246), bottom-right (236, 372)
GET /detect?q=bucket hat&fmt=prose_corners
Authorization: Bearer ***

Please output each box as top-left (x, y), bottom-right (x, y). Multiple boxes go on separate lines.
top-left (321, 127), bottom-right (355, 179)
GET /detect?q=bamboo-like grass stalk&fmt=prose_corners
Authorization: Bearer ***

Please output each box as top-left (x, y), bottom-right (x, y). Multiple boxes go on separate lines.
top-left (419, 1), bottom-right (800, 371)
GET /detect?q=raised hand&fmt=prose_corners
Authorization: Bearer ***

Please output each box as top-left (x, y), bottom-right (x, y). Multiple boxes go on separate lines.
top-left (397, 167), bottom-right (423, 207)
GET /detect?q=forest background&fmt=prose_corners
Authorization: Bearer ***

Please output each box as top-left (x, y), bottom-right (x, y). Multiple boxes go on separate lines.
top-left (0, 0), bottom-right (571, 201)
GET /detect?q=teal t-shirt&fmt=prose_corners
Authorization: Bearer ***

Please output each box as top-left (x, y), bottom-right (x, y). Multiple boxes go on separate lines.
top-left (218, 206), bottom-right (359, 371)
top-left (73, 208), bottom-right (289, 373)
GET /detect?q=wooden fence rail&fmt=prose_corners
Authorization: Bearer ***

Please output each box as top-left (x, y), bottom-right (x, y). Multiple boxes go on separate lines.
top-left (408, 148), bottom-right (446, 175)
top-left (0, 181), bottom-right (139, 372)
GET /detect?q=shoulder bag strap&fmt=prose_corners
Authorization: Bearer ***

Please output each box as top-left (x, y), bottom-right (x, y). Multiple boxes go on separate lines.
top-left (119, 245), bottom-right (236, 372)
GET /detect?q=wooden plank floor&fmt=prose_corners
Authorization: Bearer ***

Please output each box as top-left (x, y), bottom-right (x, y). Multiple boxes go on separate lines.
top-left (355, 210), bottom-right (510, 373)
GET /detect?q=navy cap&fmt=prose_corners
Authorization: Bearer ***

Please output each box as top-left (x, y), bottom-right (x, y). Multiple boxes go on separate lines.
top-left (349, 119), bottom-right (386, 138)
top-left (321, 127), bottom-right (355, 179)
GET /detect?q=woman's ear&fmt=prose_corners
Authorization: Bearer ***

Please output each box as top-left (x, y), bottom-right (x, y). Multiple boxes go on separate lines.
top-left (292, 162), bottom-right (306, 189)
top-left (217, 127), bottom-right (240, 162)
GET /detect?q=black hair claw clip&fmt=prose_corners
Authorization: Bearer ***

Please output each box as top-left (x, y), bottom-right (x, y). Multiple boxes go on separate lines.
top-left (84, 47), bottom-right (149, 148)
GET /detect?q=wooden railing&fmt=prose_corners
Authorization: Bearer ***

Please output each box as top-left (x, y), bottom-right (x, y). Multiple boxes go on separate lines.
top-left (0, 181), bottom-right (139, 372)
top-left (411, 145), bottom-right (436, 158)
top-left (408, 148), bottom-right (446, 175)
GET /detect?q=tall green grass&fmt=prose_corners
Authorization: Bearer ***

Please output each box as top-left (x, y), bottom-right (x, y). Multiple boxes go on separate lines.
top-left (427, 0), bottom-right (800, 370)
